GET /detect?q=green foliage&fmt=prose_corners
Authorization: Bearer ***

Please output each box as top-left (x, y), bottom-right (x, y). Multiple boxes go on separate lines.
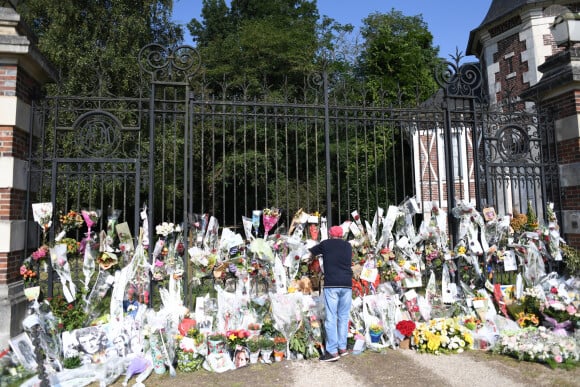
top-left (17, 0), bottom-right (182, 96)
top-left (62, 355), bottom-right (82, 369)
top-left (48, 293), bottom-right (88, 333)
top-left (189, 0), bottom-right (321, 96)
top-left (358, 10), bottom-right (440, 105)
top-left (246, 336), bottom-right (261, 352)
top-left (525, 200), bottom-right (538, 231)
top-left (562, 244), bottom-right (580, 276)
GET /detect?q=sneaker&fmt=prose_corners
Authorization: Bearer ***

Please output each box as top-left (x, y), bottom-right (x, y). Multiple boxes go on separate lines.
top-left (319, 352), bottom-right (339, 362)
top-left (338, 349), bottom-right (349, 357)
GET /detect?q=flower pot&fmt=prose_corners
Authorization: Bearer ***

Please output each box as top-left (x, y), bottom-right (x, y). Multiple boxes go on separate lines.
top-left (273, 350), bottom-right (285, 362)
top-left (207, 339), bottom-right (226, 355)
top-left (399, 337), bottom-right (410, 350)
top-left (369, 331), bottom-right (383, 343)
top-left (261, 349), bottom-right (273, 363)
top-left (249, 351), bottom-right (260, 364)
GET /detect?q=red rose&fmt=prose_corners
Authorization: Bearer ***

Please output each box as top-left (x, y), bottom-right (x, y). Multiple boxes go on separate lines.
top-left (550, 287), bottom-right (558, 294)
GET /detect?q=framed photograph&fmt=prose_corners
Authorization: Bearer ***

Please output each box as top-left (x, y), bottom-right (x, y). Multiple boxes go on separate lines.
top-left (9, 333), bottom-right (36, 370)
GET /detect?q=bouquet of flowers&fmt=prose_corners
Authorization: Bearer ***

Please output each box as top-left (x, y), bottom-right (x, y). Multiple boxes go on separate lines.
top-left (81, 209), bottom-right (100, 236)
top-left (176, 328), bottom-right (206, 372)
top-left (31, 245), bottom-right (49, 262)
top-left (395, 320), bottom-right (416, 338)
top-left (369, 323), bottom-right (383, 334)
top-left (262, 207), bottom-right (281, 238)
top-left (494, 326), bottom-right (579, 368)
top-left (57, 210), bottom-right (84, 241)
top-left (462, 316), bottom-right (483, 331)
top-left (541, 288), bottom-right (578, 335)
top-left (226, 329), bottom-right (250, 350)
top-left (413, 317), bottom-right (473, 354)
top-left (20, 258), bottom-right (37, 286)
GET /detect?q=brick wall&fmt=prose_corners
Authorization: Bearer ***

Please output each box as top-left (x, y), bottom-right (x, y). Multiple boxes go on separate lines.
top-left (493, 34), bottom-right (530, 102)
top-left (0, 251), bottom-right (23, 283)
top-left (558, 138), bottom-right (580, 164)
top-left (0, 188), bottom-right (26, 220)
top-left (541, 91), bottom-right (580, 120)
top-left (0, 65), bottom-right (17, 96)
top-left (16, 67), bottom-right (40, 104)
top-left (0, 126), bottom-right (29, 159)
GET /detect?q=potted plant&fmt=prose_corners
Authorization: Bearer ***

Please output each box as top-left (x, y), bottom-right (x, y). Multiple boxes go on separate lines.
top-left (247, 322), bottom-right (262, 337)
top-left (246, 336), bottom-right (261, 364)
top-left (225, 329), bottom-right (249, 351)
top-left (207, 333), bottom-right (226, 354)
top-left (259, 337), bottom-right (274, 363)
top-left (368, 323), bottom-right (383, 343)
top-left (273, 336), bottom-right (287, 361)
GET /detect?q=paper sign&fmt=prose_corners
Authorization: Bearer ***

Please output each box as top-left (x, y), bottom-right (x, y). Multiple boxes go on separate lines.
top-left (502, 250), bottom-right (517, 271)
top-left (360, 267), bottom-right (378, 283)
top-left (116, 222), bottom-right (133, 250)
top-left (472, 299), bottom-right (485, 309)
top-left (396, 236), bottom-right (409, 249)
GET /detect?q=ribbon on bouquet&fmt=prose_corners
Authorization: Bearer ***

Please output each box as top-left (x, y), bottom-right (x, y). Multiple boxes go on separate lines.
top-left (543, 315), bottom-right (572, 336)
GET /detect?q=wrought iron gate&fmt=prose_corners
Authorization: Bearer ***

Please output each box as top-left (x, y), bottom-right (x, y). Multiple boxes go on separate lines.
top-left (26, 45), bottom-right (561, 301)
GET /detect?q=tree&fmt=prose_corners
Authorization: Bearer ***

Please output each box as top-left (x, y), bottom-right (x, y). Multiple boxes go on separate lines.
top-left (187, 0), bottom-right (320, 96)
top-left (17, 0), bottom-right (183, 96)
top-left (357, 9), bottom-right (440, 105)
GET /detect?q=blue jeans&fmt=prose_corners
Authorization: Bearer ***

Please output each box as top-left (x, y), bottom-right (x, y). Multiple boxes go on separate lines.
top-left (323, 287), bottom-right (352, 354)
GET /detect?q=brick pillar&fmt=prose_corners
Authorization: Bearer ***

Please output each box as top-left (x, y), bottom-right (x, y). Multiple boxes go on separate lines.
top-left (0, 6), bottom-right (55, 346)
top-left (522, 47), bottom-right (580, 248)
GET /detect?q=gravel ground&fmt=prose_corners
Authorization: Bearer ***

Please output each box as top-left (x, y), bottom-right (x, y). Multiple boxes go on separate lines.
top-left (103, 349), bottom-right (580, 387)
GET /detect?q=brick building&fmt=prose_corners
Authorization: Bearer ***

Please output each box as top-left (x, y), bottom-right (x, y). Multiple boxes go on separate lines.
top-left (466, 0), bottom-right (580, 246)
top-left (0, 5), bottom-right (56, 345)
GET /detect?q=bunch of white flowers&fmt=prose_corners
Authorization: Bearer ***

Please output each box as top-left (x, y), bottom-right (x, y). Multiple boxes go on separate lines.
top-left (156, 222), bottom-right (175, 237)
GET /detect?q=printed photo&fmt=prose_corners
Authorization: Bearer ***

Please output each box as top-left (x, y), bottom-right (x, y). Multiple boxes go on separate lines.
top-left (9, 333), bottom-right (36, 370)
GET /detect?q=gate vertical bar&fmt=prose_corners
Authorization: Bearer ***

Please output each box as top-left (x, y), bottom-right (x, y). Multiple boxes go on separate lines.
top-left (323, 69), bottom-right (332, 226)
top-left (443, 105), bottom-right (457, 244)
top-left (148, 82), bottom-right (155, 306)
top-left (182, 82), bottom-right (189, 306)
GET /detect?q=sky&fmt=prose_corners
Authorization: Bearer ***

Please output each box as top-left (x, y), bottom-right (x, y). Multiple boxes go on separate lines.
top-left (171, 0), bottom-right (493, 63)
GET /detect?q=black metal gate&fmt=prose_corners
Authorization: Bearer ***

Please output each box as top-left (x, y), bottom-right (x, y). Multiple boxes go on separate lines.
top-left (26, 45), bottom-right (561, 301)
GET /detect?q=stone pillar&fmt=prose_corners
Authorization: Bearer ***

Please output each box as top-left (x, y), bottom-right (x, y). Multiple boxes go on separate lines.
top-left (0, 6), bottom-right (55, 346)
top-left (521, 48), bottom-right (580, 248)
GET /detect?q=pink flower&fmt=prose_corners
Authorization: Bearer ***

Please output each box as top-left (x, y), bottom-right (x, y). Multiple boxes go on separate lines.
top-left (566, 305), bottom-right (577, 315)
top-left (554, 355), bottom-right (563, 363)
top-left (20, 265), bottom-right (27, 275)
top-left (32, 246), bottom-right (47, 261)
top-left (57, 258), bottom-right (66, 266)
top-left (154, 259), bottom-right (164, 267)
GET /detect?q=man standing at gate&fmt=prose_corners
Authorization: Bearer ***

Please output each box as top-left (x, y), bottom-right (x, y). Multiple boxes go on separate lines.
top-left (309, 225), bottom-right (352, 362)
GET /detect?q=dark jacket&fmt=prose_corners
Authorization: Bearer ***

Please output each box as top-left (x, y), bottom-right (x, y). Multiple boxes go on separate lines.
top-left (309, 238), bottom-right (352, 288)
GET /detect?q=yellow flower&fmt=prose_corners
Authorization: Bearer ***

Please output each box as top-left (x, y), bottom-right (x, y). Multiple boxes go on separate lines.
top-left (426, 331), bottom-right (441, 351)
top-left (228, 334), bottom-right (237, 341)
top-left (458, 246), bottom-right (467, 255)
top-left (463, 332), bottom-right (473, 347)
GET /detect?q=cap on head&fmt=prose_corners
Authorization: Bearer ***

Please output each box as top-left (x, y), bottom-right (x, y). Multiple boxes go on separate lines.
top-left (329, 226), bottom-right (343, 238)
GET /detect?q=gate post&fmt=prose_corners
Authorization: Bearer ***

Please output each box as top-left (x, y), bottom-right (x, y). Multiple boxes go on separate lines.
top-left (522, 47), bottom-right (580, 248)
top-left (0, 6), bottom-right (56, 345)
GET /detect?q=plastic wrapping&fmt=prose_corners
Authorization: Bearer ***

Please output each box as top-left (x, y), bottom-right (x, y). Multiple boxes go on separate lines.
top-left (270, 292), bottom-right (304, 357)
top-left (523, 242), bottom-right (546, 286)
top-left (50, 243), bottom-right (76, 303)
